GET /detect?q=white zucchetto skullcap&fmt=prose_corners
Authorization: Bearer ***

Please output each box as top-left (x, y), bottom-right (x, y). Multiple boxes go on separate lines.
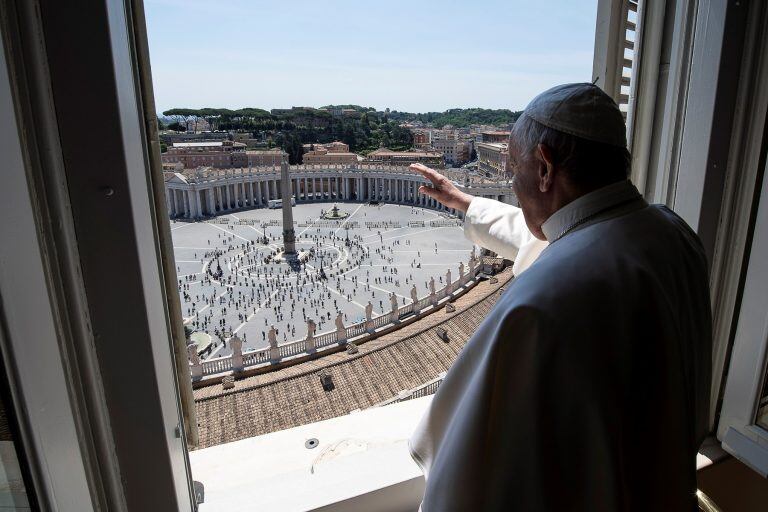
top-left (521, 83), bottom-right (627, 148)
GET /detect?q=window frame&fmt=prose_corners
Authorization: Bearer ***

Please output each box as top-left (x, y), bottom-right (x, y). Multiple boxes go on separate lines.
top-left (0, 30), bottom-right (96, 511)
top-left (717, 154), bottom-right (768, 476)
top-left (0, 0), bottom-right (197, 508)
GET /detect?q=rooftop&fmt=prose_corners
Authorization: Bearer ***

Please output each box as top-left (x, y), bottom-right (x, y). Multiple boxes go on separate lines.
top-left (368, 148), bottom-right (443, 157)
top-left (193, 266), bottom-right (513, 449)
top-left (172, 141), bottom-right (225, 148)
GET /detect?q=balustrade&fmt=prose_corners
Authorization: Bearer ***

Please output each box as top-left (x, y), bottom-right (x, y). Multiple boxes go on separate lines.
top-left (189, 259), bottom-right (485, 383)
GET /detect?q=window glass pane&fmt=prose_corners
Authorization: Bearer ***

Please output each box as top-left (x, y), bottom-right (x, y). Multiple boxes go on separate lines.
top-left (756, 361), bottom-right (768, 430)
top-left (0, 392), bottom-right (33, 510)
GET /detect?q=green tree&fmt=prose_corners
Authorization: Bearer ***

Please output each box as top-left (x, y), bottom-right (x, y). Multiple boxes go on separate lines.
top-left (342, 126), bottom-right (356, 150)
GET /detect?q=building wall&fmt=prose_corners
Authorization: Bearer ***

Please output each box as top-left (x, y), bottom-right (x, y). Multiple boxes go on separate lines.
top-left (366, 150), bottom-right (444, 168)
top-left (164, 165), bottom-right (512, 219)
top-left (476, 142), bottom-right (508, 177)
top-left (303, 152), bottom-right (358, 164)
top-left (479, 131), bottom-right (510, 143)
top-left (247, 150), bottom-right (284, 167)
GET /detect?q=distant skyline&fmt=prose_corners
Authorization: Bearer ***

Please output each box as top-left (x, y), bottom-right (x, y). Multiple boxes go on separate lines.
top-left (145, 0), bottom-right (597, 114)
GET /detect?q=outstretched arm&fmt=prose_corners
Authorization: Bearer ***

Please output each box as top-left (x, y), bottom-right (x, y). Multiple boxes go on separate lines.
top-left (410, 163), bottom-right (534, 261)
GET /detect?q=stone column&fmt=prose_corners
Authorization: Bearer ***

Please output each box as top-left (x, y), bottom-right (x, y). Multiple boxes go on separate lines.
top-left (183, 190), bottom-right (190, 218)
top-left (224, 184), bottom-right (231, 210)
top-left (280, 157), bottom-right (296, 254)
top-left (189, 190), bottom-right (197, 218)
top-left (195, 189), bottom-right (203, 218)
top-left (264, 180), bottom-right (270, 202)
top-left (207, 188), bottom-right (215, 216)
top-left (167, 189), bottom-right (175, 217)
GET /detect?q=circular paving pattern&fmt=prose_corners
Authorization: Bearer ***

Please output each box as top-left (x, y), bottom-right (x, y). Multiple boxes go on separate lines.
top-left (171, 202), bottom-right (474, 359)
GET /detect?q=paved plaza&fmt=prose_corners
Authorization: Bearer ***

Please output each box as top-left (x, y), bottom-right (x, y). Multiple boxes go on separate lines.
top-left (171, 202), bottom-right (474, 359)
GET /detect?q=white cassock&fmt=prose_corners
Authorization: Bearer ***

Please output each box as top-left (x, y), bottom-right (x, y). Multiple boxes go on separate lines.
top-left (410, 180), bottom-right (711, 511)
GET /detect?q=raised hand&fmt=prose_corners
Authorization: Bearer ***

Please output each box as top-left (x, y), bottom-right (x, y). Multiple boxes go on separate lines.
top-left (410, 163), bottom-right (474, 213)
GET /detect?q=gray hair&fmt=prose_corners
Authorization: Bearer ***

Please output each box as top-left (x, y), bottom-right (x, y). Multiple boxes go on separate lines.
top-left (510, 114), bottom-right (631, 187)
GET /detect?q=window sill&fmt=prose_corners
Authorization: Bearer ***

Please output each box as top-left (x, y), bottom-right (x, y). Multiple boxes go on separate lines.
top-left (189, 396), bottom-right (431, 511)
top-left (190, 397), bottom-right (728, 511)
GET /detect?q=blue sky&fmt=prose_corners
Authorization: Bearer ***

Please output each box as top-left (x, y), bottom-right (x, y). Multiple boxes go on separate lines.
top-left (145, 0), bottom-right (597, 113)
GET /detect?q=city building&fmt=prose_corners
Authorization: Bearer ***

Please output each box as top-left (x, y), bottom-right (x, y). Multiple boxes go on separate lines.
top-left (300, 142), bottom-right (359, 164)
top-left (163, 163), bottom-right (512, 219)
top-left (302, 149), bottom-right (359, 165)
top-left (159, 131), bottom-right (229, 145)
top-left (476, 141), bottom-right (508, 177)
top-left (365, 148), bottom-right (444, 167)
top-left (161, 161), bottom-right (184, 172)
top-left (161, 140), bottom-right (248, 169)
top-left (302, 141), bottom-right (350, 153)
top-left (231, 132), bottom-right (254, 143)
top-left (432, 138), bottom-right (472, 166)
top-left (412, 130), bottom-right (430, 149)
top-left (246, 149), bottom-right (285, 167)
top-left (478, 130), bottom-right (511, 143)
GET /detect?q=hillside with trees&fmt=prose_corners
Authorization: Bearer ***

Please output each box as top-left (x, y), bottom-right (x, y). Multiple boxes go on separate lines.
top-left (160, 106), bottom-right (520, 164)
top-left (162, 107), bottom-right (413, 164)
top-left (384, 108), bottom-right (523, 128)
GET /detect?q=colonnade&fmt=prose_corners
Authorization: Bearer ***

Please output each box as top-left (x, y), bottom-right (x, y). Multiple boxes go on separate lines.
top-left (166, 172), bottom-right (481, 219)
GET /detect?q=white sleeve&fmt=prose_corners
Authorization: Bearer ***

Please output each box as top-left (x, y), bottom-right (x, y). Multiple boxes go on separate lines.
top-left (463, 196), bottom-right (536, 261)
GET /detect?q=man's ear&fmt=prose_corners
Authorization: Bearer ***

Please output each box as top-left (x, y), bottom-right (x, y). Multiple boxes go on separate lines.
top-left (536, 143), bottom-right (556, 192)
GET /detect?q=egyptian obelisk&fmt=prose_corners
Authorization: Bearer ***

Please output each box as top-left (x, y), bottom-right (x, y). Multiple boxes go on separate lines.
top-left (280, 154), bottom-right (296, 255)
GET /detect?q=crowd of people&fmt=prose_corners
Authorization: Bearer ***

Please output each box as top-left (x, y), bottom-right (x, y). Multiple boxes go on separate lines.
top-left (176, 211), bottom-right (467, 359)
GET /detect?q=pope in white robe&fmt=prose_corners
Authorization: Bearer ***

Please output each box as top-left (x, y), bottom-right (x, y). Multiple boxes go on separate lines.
top-left (408, 83), bottom-right (712, 511)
